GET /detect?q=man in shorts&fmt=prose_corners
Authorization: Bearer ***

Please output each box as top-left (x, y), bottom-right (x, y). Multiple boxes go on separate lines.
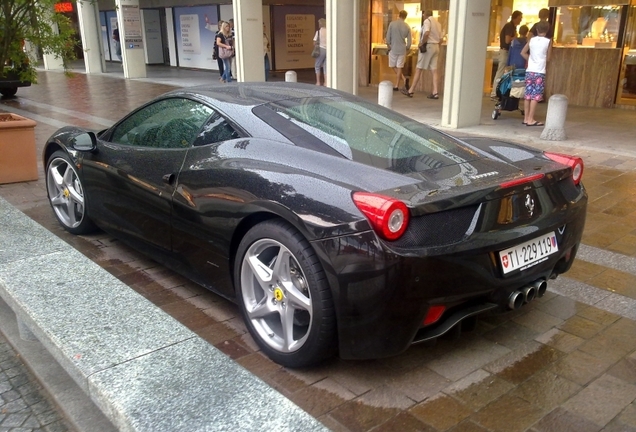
top-left (521, 21), bottom-right (551, 126)
top-left (386, 10), bottom-right (412, 91)
top-left (402, 10), bottom-right (442, 99)
top-left (491, 10), bottom-right (523, 99)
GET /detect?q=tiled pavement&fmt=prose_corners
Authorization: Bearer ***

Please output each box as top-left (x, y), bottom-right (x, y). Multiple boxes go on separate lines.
top-left (1, 69), bottom-right (636, 432)
top-left (0, 334), bottom-right (71, 431)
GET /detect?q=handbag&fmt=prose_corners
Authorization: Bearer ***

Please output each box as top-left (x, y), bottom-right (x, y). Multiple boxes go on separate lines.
top-left (311, 30), bottom-right (321, 58)
top-left (419, 44), bottom-right (427, 54)
top-left (218, 46), bottom-right (233, 59)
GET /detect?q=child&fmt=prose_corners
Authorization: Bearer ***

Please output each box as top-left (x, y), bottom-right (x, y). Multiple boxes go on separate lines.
top-left (521, 21), bottom-right (551, 126)
top-left (507, 25), bottom-right (528, 70)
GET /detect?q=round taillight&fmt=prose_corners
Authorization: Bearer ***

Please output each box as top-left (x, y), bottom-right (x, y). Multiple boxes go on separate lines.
top-left (572, 162), bottom-right (583, 184)
top-left (353, 192), bottom-right (410, 241)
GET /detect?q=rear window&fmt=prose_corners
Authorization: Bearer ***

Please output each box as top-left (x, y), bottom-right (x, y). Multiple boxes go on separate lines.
top-left (255, 97), bottom-right (478, 174)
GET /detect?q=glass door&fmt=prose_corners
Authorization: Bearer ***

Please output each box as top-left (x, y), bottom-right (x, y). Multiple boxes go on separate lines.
top-left (617, 3), bottom-right (636, 105)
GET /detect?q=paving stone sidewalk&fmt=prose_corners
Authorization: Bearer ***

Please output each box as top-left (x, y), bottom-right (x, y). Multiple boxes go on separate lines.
top-left (0, 334), bottom-right (71, 432)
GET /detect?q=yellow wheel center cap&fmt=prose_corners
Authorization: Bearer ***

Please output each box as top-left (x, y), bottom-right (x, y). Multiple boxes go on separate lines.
top-left (274, 287), bottom-right (284, 302)
top-left (63, 188), bottom-right (70, 198)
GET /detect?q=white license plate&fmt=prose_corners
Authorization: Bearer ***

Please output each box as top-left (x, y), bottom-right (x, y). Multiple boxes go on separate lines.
top-left (499, 232), bottom-right (558, 274)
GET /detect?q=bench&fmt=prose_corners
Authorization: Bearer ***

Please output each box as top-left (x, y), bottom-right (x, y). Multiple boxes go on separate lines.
top-left (0, 196), bottom-right (325, 432)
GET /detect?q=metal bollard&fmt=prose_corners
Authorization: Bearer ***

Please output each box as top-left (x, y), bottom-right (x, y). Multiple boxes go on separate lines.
top-left (540, 94), bottom-right (568, 141)
top-left (285, 71), bottom-right (297, 83)
top-left (378, 80), bottom-right (393, 109)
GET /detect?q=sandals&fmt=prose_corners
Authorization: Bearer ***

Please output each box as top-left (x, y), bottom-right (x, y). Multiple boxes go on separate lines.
top-left (427, 94), bottom-right (439, 99)
top-left (400, 88), bottom-right (414, 98)
top-left (526, 121), bottom-right (544, 127)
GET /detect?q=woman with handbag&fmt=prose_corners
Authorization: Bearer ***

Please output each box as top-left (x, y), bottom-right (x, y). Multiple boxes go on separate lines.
top-left (216, 22), bottom-right (234, 83)
top-left (312, 18), bottom-right (327, 86)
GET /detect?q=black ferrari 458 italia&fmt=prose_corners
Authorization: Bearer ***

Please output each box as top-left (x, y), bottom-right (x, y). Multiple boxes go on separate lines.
top-left (43, 82), bottom-right (587, 367)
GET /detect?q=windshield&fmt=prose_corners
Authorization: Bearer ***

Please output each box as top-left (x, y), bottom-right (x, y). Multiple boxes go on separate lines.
top-left (255, 97), bottom-right (479, 174)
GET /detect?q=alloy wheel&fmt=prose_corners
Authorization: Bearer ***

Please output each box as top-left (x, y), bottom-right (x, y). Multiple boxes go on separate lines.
top-left (47, 157), bottom-right (86, 229)
top-left (240, 238), bottom-right (313, 353)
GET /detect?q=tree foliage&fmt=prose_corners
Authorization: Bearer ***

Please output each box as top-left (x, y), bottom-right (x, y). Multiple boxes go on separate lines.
top-left (0, 0), bottom-right (77, 82)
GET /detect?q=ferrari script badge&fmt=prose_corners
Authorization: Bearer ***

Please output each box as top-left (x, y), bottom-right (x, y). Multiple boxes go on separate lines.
top-left (525, 194), bottom-right (535, 216)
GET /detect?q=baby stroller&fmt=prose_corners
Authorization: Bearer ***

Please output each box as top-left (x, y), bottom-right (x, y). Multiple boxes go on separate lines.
top-left (492, 68), bottom-right (525, 120)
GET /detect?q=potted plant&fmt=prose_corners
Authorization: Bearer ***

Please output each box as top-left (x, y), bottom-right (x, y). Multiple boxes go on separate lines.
top-left (0, 112), bottom-right (38, 183)
top-left (0, 0), bottom-right (77, 97)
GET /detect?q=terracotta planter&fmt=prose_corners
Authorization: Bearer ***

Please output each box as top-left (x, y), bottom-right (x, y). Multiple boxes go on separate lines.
top-left (0, 112), bottom-right (38, 184)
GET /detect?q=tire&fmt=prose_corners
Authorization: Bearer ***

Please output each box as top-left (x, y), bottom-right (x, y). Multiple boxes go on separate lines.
top-left (234, 219), bottom-right (337, 368)
top-left (46, 151), bottom-right (96, 235)
top-left (0, 87), bottom-right (18, 97)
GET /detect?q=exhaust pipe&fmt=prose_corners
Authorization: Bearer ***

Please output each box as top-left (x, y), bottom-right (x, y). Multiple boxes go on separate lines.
top-left (508, 291), bottom-right (524, 310)
top-left (533, 279), bottom-right (547, 297)
top-left (521, 286), bottom-right (537, 303)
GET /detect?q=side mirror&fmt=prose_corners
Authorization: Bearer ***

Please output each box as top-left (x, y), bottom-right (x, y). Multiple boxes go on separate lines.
top-left (69, 131), bottom-right (97, 152)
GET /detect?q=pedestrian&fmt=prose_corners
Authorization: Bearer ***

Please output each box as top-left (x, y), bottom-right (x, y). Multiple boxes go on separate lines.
top-left (228, 19), bottom-right (236, 80)
top-left (402, 10), bottom-right (442, 99)
top-left (313, 18), bottom-right (327, 86)
top-left (491, 10), bottom-right (523, 99)
top-left (386, 10), bottom-right (412, 91)
top-left (528, 8), bottom-right (554, 41)
top-left (507, 25), bottom-right (529, 70)
top-left (112, 27), bottom-right (121, 61)
top-left (216, 21), bottom-right (233, 83)
top-left (521, 21), bottom-right (551, 127)
top-left (205, 17), bottom-right (225, 77)
top-left (263, 22), bottom-right (271, 81)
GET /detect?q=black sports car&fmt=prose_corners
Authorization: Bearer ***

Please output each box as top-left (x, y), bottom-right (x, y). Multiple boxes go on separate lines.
top-left (43, 83), bottom-right (587, 367)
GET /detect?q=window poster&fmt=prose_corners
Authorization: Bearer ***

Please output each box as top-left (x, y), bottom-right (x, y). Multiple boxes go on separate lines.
top-left (272, 5), bottom-right (324, 70)
top-left (173, 6), bottom-right (219, 69)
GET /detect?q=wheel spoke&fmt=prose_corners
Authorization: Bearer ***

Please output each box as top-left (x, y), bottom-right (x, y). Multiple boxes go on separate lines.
top-left (284, 282), bottom-right (311, 312)
top-left (66, 200), bottom-right (77, 226)
top-left (280, 304), bottom-right (297, 351)
top-left (50, 192), bottom-right (65, 206)
top-left (62, 164), bottom-right (74, 188)
top-left (50, 166), bottom-right (64, 187)
top-left (67, 186), bottom-right (84, 206)
top-left (271, 248), bottom-right (291, 282)
top-left (247, 296), bottom-right (274, 320)
top-left (246, 254), bottom-right (274, 293)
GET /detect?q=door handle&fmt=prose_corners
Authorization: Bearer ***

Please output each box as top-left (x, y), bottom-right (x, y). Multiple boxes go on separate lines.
top-left (162, 173), bottom-right (175, 185)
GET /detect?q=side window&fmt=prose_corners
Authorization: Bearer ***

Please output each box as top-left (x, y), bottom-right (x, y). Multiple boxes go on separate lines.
top-left (192, 112), bottom-right (240, 146)
top-left (111, 98), bottom-right (214, 149)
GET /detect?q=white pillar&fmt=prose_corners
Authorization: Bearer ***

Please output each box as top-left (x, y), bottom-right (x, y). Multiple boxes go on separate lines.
top-left (285, 71), bottom-right (297, 82)
top-left (441, 0), bottom-right (490, 128)
top-left (42, 22), bottom-right (64, 70)
top-left (115, 0), bottom-right (147, 79)
top-left (76, 0), bottom-right (104, 73)
top-left (166, 8), bottom-right (178, 67)
top-left (540, 94), bottom-right (568, 141)
top-left (233, 0), bottom-right (265, 82)
top-left (378, 80), bottom-right (393, 108)
top-left (325, 0), bottom-right (358, 94)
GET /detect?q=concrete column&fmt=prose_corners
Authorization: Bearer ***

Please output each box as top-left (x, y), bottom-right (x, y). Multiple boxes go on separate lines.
top-left (325, 0), bottom-right (358, 94)
top-left (115, 0), bottom-right (147, 79)
top-left (42, 22), bottom-right (64, 70)
top-left (165, 8), bottom-right (178, 67)
top-left (441, 0), bottom-right (490, 128)
top-left (285, 71), bottom-right (297, 82)
top-left (76, 0), bottom-right (104, 74)
top-left (233, 0), bottom-right (265, 82)
top-left (540, 94), bottom-right (568, 141)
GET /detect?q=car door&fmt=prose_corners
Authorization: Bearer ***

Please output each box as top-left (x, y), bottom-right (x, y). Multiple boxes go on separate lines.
top-left (171, 110), bottom-right (243, 296)
top-left (82, 97), bottom-right (214, 252)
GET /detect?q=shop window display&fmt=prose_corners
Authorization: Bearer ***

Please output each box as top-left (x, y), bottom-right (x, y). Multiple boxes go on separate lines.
top-left (553, 5), bottom-right (622, 48)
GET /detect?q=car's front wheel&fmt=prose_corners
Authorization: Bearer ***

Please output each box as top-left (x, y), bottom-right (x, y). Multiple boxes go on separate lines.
top-left (46, 151), bottom-right (96, 235)
top-left (235, 220), bottom-right (337, 368)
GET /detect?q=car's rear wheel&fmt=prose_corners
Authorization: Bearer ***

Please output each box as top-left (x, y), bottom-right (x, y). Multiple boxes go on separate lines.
top-left (46, 151), bottom-right (96, 235)
top-left (235, 220), bottom-right (337, 368)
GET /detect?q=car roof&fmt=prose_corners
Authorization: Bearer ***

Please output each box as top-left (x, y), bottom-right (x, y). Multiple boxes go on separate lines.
top-left (164, 82), bottom-right (348, 106)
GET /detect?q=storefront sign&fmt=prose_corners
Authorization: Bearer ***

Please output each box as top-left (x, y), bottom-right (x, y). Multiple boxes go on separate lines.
top-left (273, 6), bottom-right (323, 70)
top-left (180, 14), bottom-right (202, 55)
top-left (122, 4), bottom-right (143, 49)
top-left (54, 2), bottom-right (73, 13)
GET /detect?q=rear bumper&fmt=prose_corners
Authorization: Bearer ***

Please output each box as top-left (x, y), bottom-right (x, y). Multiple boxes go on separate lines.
top-left (314, 191), bottom-right (587, 360)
